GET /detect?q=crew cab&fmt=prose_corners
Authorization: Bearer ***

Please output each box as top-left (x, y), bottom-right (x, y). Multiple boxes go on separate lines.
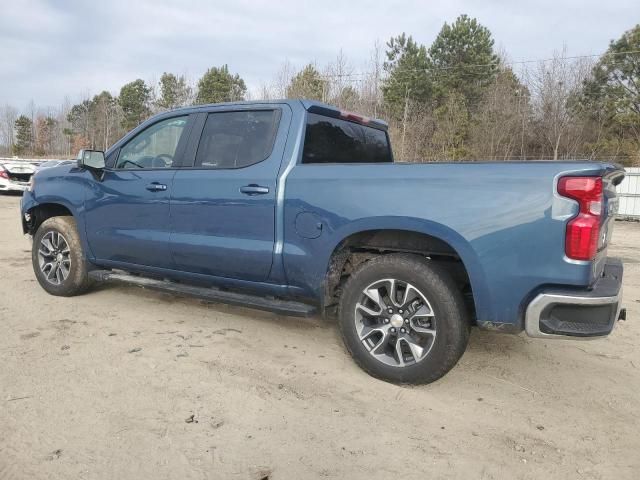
top-left (20, 100), bottom-right (626, 384)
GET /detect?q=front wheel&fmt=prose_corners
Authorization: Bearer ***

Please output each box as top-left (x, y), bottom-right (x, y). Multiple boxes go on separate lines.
top-left (32, 216), bottom-right (93, 296)
top-left (338, 253), bottom-right (470, 384)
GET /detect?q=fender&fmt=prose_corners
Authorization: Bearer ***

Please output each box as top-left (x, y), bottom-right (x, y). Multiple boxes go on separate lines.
top-left (21, 168), bottom-right (96, 261)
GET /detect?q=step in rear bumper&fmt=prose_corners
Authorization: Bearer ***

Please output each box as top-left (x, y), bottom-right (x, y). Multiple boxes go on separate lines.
top-left (525, 258), bottom-right (624, 339)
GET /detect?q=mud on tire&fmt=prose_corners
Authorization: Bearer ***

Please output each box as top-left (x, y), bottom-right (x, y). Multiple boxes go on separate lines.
top-left (32, 216), bottom-right (93, 297)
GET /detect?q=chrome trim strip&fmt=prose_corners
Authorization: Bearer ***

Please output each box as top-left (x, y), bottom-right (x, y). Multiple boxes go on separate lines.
top-left (274, 109), bottom-right (305, 257)
top-left (525, 288), bottom-right (623, 339)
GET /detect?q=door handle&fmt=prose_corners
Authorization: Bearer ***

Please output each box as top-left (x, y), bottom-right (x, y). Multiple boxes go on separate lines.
top-left (146, 182), bottom-right (167, 192)
top-left (240, 184), bottom-right (269, 195)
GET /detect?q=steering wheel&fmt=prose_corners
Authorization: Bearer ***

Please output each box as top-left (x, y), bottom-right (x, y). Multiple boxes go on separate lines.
top-left (155, 154), bottom-right (174, 168)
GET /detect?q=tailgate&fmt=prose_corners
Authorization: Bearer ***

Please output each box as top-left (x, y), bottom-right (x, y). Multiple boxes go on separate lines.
top-left (592, 167), bottom-right (625, 282)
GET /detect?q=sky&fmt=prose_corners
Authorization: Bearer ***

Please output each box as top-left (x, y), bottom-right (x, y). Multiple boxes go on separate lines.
top-left (0, 0), bottom-right (638, 110)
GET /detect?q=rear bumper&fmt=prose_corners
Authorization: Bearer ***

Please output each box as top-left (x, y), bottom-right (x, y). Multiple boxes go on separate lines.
top-left (0, 178), bottom-right (28, 192)
top-left (525, 258), bottom-right (624, 339)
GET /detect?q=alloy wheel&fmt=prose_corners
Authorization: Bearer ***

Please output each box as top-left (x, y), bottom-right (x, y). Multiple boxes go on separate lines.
top-left (354, 278), bottom-right (437, 367)
top-left (37, 231), bottom-right (71, 285)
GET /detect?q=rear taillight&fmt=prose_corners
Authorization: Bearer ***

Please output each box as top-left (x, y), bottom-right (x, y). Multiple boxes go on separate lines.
top-left (0, 170), bottom-right (8, 179)
top-left (558, 176), bottom-right (603, 261)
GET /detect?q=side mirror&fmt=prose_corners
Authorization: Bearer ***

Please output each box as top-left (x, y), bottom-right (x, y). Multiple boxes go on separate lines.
top-left (77, 149), bottom-right (105, 170)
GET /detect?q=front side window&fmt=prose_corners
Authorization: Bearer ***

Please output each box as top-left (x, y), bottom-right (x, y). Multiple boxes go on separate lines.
top-left (195, 110), bottom-right (280, 169)
top-left (116, 116), bottom-right (187, 169)
top-left (302, 113), bottom-right (392, 164)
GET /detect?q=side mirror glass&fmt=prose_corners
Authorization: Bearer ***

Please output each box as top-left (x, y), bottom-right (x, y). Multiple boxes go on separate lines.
top-left (77, 149), bottom-right (105, 170)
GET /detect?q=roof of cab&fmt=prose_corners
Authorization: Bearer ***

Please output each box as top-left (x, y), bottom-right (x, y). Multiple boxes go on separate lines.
top-left (166, 99), bottom-right (388, 129)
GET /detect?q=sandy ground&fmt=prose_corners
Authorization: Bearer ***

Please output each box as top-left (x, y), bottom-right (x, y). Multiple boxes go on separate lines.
top-left (0, 194), bottom-right (639, 480)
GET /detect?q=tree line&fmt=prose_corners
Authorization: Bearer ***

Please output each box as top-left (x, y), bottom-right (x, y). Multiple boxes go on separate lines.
top-left (1, 16), bottom-right (638, 165)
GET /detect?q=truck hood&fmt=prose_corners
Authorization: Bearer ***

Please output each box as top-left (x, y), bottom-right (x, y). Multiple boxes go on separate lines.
top-left (33, 162), bottom-right (77, 180)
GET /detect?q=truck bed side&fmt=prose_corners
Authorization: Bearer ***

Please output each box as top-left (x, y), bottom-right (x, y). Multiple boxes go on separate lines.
top-left (282, 161), bottom-right (620, 331)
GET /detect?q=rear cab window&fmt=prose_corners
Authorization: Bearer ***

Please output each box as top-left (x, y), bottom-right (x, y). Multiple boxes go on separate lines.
top-left (302, 112), bottom-right (392, 164)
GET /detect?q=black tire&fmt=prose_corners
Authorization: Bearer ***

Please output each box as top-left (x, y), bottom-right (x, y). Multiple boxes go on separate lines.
top-left (32, 216), bottom-right (93, 297)
top-left (338, 253), bottom-right (470, 384)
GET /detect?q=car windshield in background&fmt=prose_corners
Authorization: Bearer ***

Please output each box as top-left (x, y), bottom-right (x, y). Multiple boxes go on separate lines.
top-left (302, 113), bottom-right (392, 164)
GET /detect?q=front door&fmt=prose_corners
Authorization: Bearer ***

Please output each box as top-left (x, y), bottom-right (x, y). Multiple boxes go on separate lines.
top-left (170, 107), bottom-right (290, 282)
top-left (84, 115), bottom-right (190, 269)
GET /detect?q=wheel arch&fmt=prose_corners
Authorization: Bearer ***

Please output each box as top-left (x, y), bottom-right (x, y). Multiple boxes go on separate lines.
top-left (321, 218), bottom-right (491, 323)
top-left (24, 201), bottom-right (74, 235)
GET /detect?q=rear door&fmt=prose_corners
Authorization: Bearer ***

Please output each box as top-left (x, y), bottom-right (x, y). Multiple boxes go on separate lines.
top-left (169, 105), bottom-right (291, 282)
top-left (84, 115), bottom-right (191, 269)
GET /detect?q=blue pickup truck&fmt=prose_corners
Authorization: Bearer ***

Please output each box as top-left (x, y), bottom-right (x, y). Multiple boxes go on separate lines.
top-left (20, 100), bottom-right (626, 384)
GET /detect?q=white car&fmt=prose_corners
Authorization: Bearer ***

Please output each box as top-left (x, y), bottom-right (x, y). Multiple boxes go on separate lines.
top-left (0, 161), bottom-right (37, 193)
top-left (34, 160), bottom-right (75, 172)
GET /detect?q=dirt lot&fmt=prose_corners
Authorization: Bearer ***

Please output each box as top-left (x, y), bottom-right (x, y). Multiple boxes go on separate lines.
top-left (1, 194), bottom-right (639, 480)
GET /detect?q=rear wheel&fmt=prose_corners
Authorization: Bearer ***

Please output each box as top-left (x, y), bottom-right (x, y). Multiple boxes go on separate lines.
top-left (32, 216), bottom-right (93, 296)
top-left (338, 253), bottom-right (469, 384)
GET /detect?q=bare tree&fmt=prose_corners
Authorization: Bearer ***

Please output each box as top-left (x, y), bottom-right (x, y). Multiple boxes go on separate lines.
top-left (365, 40), bottom-right (384, 117)
top-left (526, 48), bottom-right (594, 159)
top-left (0, 104), bottom-right (18, 155)
top-left (324, 50), bottom-right (357, 108)
top-left (387, 100), bottom-right (435, 162)
top-left (272, 60), bottom-right (295, 99)
top-left (431, 92), bottom-right (470, 160)
top-left (470, 67), bottom-right (530, 160)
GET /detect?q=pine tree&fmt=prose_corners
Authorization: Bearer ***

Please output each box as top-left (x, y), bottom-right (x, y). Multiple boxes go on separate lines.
top-left (382, 34), bottom-right (431, 118)
top-left (286, 64), bottom-right (324, 101)
top-left (579, 24), bottom-right (640, 163)
top-left (13, 115), bottom-right (33, 156)
top-left (195, 65), bottom-right (246, 104)
top-left (157, 73), bottom-right (192, 110)
top-left (119, 79), bottom-right (151, 131)
top-left (429, 15), bottom-right (499, 108)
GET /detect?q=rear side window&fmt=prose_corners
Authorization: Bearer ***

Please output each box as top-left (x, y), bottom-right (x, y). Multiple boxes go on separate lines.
top-left (302, 113), bottom-right (391, 164)
top-left (195, 110), bottom-right (280, 169)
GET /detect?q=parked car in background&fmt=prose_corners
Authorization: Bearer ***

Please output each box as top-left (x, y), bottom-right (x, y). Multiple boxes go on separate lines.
top-left (19, 100), bottom-right (627, 384)
top-left (0, 161), bottom-right (36, 193)
top-left (35, 160), bottom-right (74, 172)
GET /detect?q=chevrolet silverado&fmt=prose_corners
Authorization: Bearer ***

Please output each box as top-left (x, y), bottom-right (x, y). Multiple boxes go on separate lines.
top-left (20, 100), bottom-right (627, 383)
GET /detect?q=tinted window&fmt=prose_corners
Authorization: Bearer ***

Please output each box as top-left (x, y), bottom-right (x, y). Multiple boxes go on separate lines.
top-left (117, 116), bottom-right (187, 169)
top-left (302, 113), bottom-right (391, 164)
top-left (195, 110), bottom-right (279, 169)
